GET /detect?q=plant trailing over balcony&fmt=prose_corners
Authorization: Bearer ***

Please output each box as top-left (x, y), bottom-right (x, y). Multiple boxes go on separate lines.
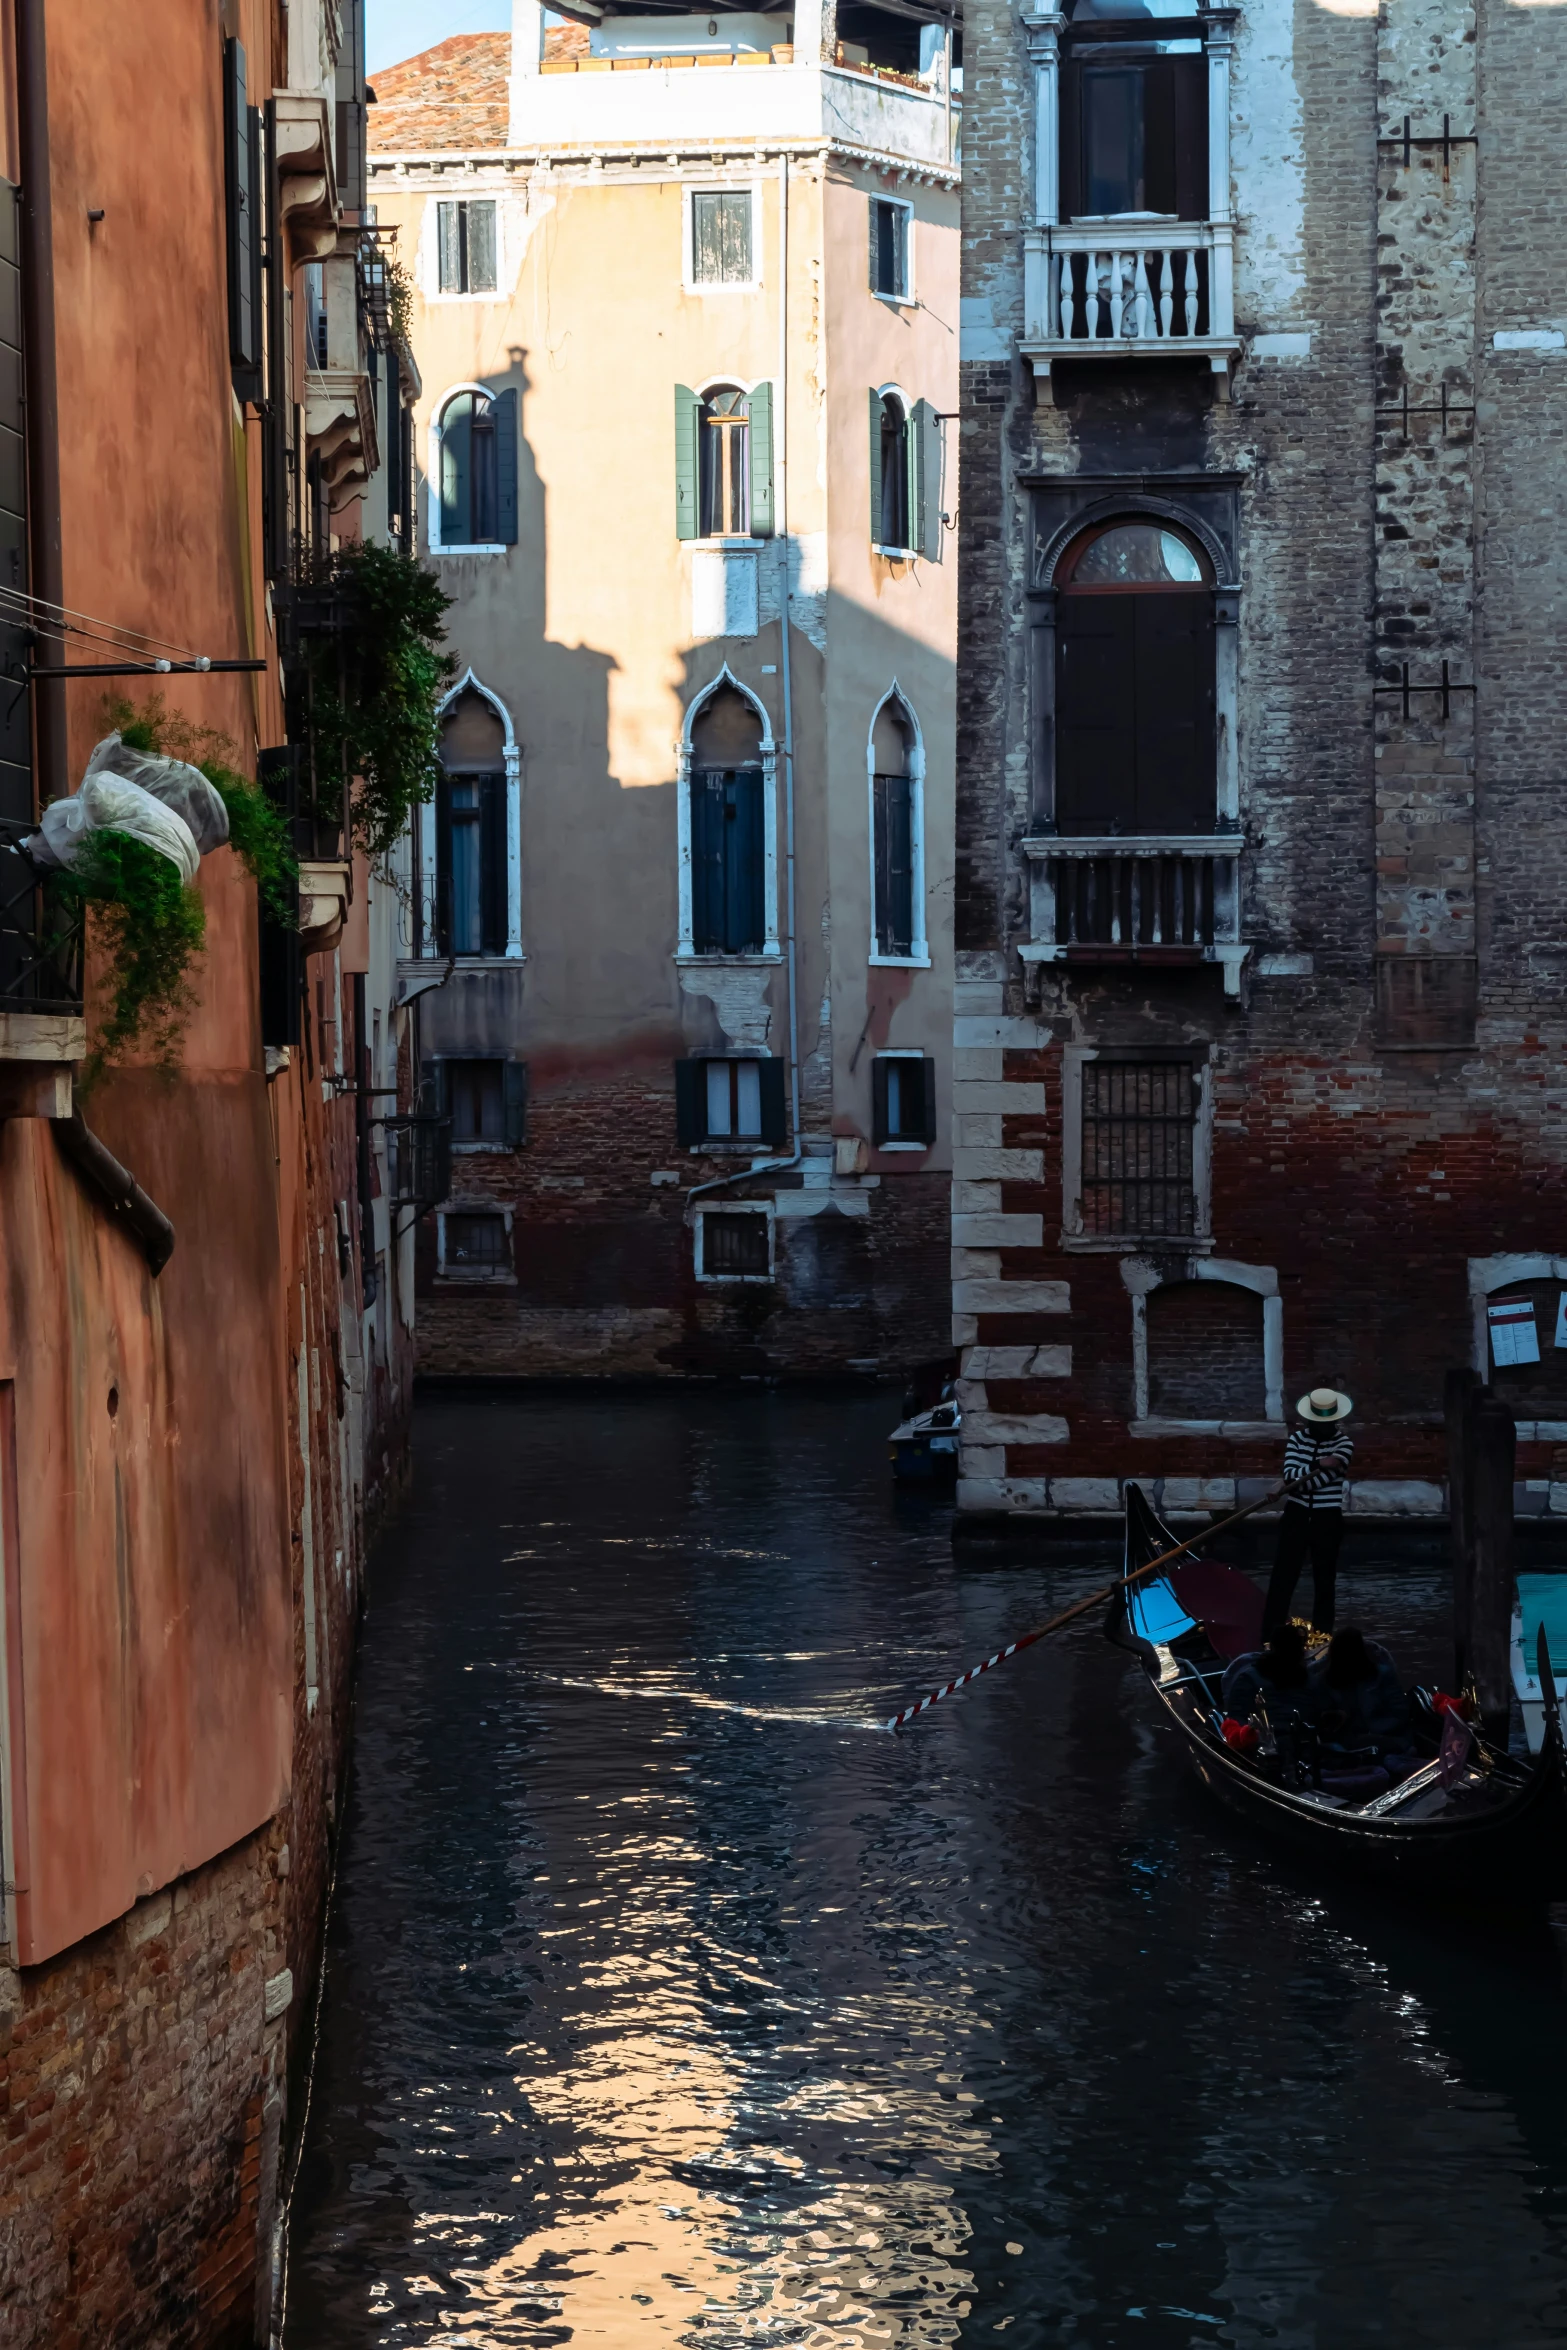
top-left (57, 701), bottom-right (301, 1085)
top-left (291, 541), bottom-right (455, 858)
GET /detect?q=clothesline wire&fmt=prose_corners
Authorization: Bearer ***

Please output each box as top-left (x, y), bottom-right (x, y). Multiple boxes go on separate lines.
top-left (0, 579), bottom-right (220, 664)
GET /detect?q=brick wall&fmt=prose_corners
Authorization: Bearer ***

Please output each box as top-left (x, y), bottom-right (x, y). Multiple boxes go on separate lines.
top-left (954, 0), bottom-right (1567, 1519)
top-left (417, 1064), bottom-right (953, 1379)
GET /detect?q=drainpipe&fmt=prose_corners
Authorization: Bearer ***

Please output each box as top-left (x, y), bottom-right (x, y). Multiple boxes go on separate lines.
top-left (15, 0), bottom-right (64, 806)
top-left (54, 1113), bottom-right (176, 1276)
top-left (688, 149), bottom-right (803, 1210)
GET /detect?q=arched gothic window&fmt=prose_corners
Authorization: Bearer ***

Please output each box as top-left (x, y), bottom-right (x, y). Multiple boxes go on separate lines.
top-left (689, 684), bottom-right (766, 953)
top-left (437, 686), bottom-right (508, 955)
top-left (699, 386), bottom-right (751, 538)
top-left (1054, 517), bottom-right (1215, 834)
top-left (871, 695), bottom-right (923, 959)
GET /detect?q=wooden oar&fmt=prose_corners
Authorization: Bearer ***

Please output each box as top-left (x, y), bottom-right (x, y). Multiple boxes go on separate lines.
top-left (885, 1484), bottom-right (1289, 1734)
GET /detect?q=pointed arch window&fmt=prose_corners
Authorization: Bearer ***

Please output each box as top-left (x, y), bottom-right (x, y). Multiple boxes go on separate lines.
top-left (676, 669), bottom-right (781, 963)
top-left (868, 690), bottom-right (930, 966)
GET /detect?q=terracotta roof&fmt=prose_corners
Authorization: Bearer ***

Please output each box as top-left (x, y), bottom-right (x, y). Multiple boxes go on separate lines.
top-left (369, 26), bottom-right (589, 151)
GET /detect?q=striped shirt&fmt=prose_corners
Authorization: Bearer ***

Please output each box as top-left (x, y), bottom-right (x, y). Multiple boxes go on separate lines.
top-left (1283, 1425), bottom-right (1353, 1512)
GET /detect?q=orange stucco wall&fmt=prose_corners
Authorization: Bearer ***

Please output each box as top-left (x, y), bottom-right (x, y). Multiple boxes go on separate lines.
top-left (0, 0), bottom-right (294, 1966)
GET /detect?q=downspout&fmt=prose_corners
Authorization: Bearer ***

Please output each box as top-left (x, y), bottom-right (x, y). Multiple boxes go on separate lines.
top-left (16, 0), bottom-right (64, 804)
top-left (688, 148), bottom-right (802, 1209)
top-left (54, 1114), bottom-right (176, 1276)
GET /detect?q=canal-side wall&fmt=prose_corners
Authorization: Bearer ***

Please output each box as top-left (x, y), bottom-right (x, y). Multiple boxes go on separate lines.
top-left (951, 0), bottom-right (1567, 1518)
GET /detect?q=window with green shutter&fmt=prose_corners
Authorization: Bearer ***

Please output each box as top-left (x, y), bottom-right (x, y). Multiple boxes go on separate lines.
top-left (437, 199), bottom-right (498, 295)
top-left (690, 190), bottom-right (753, 285)
top-left (674, 384), bottom-right (700, 539)
top-left (438, 387), bottom-right (516, 546)
top-left (747, 380), bottom-right (774, 538)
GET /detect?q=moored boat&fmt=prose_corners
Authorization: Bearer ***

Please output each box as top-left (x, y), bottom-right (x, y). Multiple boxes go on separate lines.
top-left (1112, 1484), bottom-right (1567, 1904)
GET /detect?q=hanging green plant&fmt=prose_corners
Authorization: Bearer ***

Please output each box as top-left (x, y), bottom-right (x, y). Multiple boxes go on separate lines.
top-left (55, 830), bottom-right (207, 1088)
top-left (111, 701), bottom-right (299, 925)
top-left (294, 541), bottom-right (456, 858)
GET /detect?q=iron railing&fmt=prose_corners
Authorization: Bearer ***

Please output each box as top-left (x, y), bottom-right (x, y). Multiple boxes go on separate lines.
top-left (0, 821), bottom-right (83, 1014)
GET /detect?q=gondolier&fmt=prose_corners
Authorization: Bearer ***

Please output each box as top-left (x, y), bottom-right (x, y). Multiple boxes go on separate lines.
top-left (1261, 1387), bottom-right (1354, 1638)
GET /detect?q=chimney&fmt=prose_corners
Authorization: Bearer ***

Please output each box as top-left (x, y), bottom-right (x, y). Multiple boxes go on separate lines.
top-left (509, 0), bottom-right (544, 143)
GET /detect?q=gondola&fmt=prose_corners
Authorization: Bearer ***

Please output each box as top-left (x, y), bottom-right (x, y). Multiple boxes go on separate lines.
top-left (1110, 1483), bottom-right (1567, 1903)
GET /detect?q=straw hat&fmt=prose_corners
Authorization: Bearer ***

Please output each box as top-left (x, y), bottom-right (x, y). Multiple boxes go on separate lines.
top-left (1296, 1385), bottom-right (1352, 1423)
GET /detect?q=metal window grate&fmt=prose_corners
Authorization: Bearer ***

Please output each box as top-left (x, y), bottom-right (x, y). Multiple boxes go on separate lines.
top-left (444, 1211), bottom-right (508, 1271)
top-left (703, 1210), bottom-right (770, 1277)
top-left (1081, 1060), bottom-right (1196, 1238)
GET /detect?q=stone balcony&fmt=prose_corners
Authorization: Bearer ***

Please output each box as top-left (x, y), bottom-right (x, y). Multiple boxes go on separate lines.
top-left (1020, 221), bottom-right (1240, 380)
top-left (1021, 833), bottom-right (1248, 995)
top-left (507, 57), bottom-right (958, 169)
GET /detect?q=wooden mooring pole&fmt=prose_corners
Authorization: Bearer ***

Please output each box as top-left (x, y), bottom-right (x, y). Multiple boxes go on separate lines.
top-left (1445, 1365), bottom-right (1481, 1695)
top-left (1470, 1389), bottom-right (1517, 1741)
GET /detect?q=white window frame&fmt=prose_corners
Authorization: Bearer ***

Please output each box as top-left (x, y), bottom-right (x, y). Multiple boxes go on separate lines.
top-left (675, 663), bottom-right (781, 964)
top-left (435, 1201), bottom-right (516, 1283)
top-left (872, 382), bottom-right (918, 560)
top-left (873, 1047), bottom-right (931, 1152)
top-left (693, 1199), bottom-right (775, 1283)
top-left (688, 374), bottom-right (769, 551)
top-left (869, 193), bottom-right (915, 307)
top-left (690, 1052), bottom-right (772, 1150)
top-left (423, 194), bottom-right (505, 304)
top-left (1121, 1255), bottom-right (1284, 1438)
top-left (1061, 1045), bottom-right (1214, 1252)
top-left (426, 383), bottom-right (508, 557)
top-left (683, 180), bottom-right (763, 296)
top-left (866, 683), bottom-right (930, 969)
top-left (417, 667), bottom-right (524, 960)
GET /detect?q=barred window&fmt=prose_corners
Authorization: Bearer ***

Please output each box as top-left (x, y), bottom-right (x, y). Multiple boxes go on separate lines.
top-left (701, 1210), bottom-right (771, 1278)
top-left (1081, 1058), bottom-right (1197, 1238)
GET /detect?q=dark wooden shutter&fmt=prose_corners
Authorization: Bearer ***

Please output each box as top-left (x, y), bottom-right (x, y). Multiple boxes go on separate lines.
top-left (748, 380), bottom-right (774, 537)
top-left (918, 1055), bottom-right (937, 1145)
top-left (757, 1057), bottom-right (787, 1148)
top-left (1055, 598), bottom-right (1137, 834)
top-left (438, 202), bottom-right (462, 293)
top-left (868, 389), bottom-right (884, 546)
top-left (690, 770), bottom-right (726, 951)
top-left (1059, 54), bottom-right (1083, 221)
top-left (674, 385), bottom-right (699, 540)
top-left (480, 770), bottom-right (508, 952)
top-left (675, 1059), bottom-right (705, 1145)
top-left (1142, 60), bottom-right (1176, 217)
top-left (493, 387), bottom-right (518, 543)
top-left (1133, 596), bottom-right (1215, 830)
top-left (1171, 56), bottom-right (1209, 222)
top-left (468, 200), bottom-right (497, 291)
top-left (874, 773), bottom-right (913, 955)
top-left (224, 42), bottom-right (260, 381)
top-left (262, 98), bottom-right (288, 578)
top-left (871, 1057), bottom-right (891, 1145)
top-left (503, 1060), bottom-right (529, 1146)
top-left (725, 768), bottom-right (765, 952)
top-left (434, 771), bottom-right (453, 953)
top-left (258, 896), bottom-right (301, 1048)
top-left (336, 99), bottom-right (366, 213)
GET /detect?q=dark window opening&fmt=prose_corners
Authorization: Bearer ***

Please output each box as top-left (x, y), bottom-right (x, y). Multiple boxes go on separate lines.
top-left (699, 387), bottom-right (751, 538)
top-left (1060, 44), bottom-right (1208, 223)
top-left (702, 1211), bottom-right (770, 1277)
top-left (1054, 517), bottom-right (1215, 835)
top-left (444, 1212), bottom-right (509, 1272)
top-left (870, 198), bottom-right (909, 298)
top-left (436, 695), bottom-right (507, 959)
top-left (872, 698), bottom-right (917, 957)
top-left (437, 199), bottom-right (497, 294)
top-left (1080, 1057), bottom-right (1197, 1238)
top-left (873, 1056), bottom-right (936, 1147)
top-left (876, 394), bottom-right (911, 551)
top-left (689, 684), bottom-right (766, 953)
top-left (705, 1057), bottom-right (764, 1140)
top-left (448, 1059), bottom-right (505, 1143)
top-left (692, 191), bottom-right (753, 284)
top-left (675, 1055), bottom-right (787, 1149)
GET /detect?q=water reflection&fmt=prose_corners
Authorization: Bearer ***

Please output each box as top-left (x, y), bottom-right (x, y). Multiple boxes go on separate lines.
top-left (287, 1393), bottom-right (1567, 2348)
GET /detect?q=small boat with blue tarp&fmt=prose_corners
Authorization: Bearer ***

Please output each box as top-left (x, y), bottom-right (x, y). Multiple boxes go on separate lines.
top-left (1513, 1574), bottom-right (1567, 1754)
top-left (1113, 1484), bottom-right (1567, 1903)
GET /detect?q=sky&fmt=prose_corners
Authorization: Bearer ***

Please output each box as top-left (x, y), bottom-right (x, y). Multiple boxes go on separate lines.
top-left (367, 0), bottom-right (512, 74)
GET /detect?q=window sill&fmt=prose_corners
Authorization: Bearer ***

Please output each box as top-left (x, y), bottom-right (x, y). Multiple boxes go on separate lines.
top-left (435, 1272), bottom-right (517, 1286)
top-left (674, 947), bottom-right (783, 964)
top-left (431, 543), bottom-right (509, 558)
top-left (687, 536), bottom-right (766, 551)
top-left (695, 1271), bottom-right (774, 1285)
top-left (1061, 1233), bottom-right (1214, 1254)
top-left (687, 1141), bottom-right (774, 1156)
top-left (876, 1140), bottom-right (930, 1153)
top-left (451, 1141), bottom-right (516, 1155)
top-left (1129, 1417), bottom-right (1284, 1441)
top-left (873, 288), bottom-right (915, 308)
top-left (871, 544), bottom-right (918, 562)
top-left (869, 950), bottom-right (931, 969)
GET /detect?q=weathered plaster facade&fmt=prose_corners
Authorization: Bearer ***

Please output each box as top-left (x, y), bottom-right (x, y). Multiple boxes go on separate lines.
top-left (372, 10), bottom-right (958, 1380)
top-left (955, 0), bottom-right (1567, 1520)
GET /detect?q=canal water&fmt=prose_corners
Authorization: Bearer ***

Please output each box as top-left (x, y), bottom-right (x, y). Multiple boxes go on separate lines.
top-left (286, 1390), bottom-right (1567, 2350)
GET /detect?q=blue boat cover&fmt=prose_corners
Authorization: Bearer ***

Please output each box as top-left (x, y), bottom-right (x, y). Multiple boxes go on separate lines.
top-left (1516, 1575), bottom-right (1567, 1680)
top-left (1128, 1576), bottom-right (1197, 1647)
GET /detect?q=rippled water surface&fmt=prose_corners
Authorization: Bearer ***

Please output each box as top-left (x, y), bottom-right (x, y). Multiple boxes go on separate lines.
top-left (287, 1391), bottom-right (1567, 2349)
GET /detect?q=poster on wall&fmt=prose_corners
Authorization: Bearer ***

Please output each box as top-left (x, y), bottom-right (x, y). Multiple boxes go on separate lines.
top-left (1490, 1297), bottom-right (1541, 1367)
